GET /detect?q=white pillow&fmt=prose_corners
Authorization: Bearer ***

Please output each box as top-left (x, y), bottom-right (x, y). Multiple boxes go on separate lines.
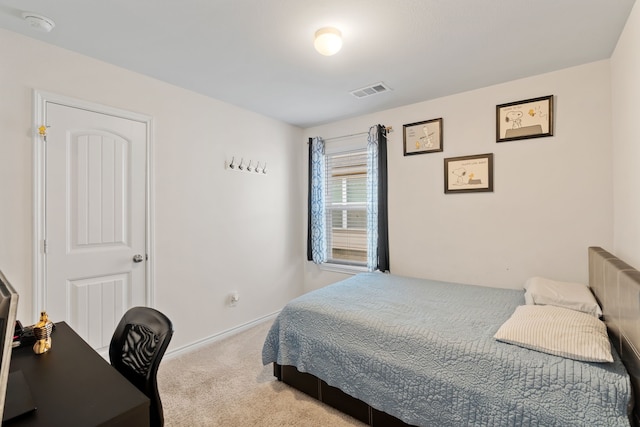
top-left (524, 276), bottom-right (602, 317)
top-left (494, 305), bottom-right (613, 363)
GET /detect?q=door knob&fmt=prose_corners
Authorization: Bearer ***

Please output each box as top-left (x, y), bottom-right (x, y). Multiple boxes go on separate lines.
top-left (133, 254), bottom-right (144, 263)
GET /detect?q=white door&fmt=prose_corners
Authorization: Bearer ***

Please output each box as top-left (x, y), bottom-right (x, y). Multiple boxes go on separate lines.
top-left (43, 102), bottom-right (148, 353)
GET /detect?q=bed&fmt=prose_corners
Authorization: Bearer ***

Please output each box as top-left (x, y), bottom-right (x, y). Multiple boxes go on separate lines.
top-left (262, 247), bottom-right (640, 426)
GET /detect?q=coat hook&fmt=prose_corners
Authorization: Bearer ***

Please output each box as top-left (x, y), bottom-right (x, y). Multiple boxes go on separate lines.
top-left (247, 160), bottom-right (253, 172)
top-left (255, 162), bottom-right (261, 173)
top-left (238, 158), bottom-right (245, 170)
top-left (229, 156), bottom-right (236, 169)
top-left (262, 162), bottom-right (267, 174)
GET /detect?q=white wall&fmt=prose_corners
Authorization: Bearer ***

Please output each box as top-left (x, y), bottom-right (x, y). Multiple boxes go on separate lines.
top-left (611, 1), bottom-right (640, 268)
top-left (304, 61), bottom-right (613, 291)
top-left (0, 29), bottom-right (305, 351)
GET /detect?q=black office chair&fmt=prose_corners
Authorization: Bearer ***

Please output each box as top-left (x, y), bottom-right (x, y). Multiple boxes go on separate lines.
top-left (109, 307), bottom-right (174, 427)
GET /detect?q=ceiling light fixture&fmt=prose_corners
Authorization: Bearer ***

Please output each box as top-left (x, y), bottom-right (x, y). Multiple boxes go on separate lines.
top-left (22, 12), bottom-right (55, 33)
top-left (314, 27), bottom-right (342, 56)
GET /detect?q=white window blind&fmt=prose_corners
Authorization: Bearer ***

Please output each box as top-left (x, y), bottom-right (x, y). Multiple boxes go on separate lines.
top-left (325, 149), bottom-right (367, 265)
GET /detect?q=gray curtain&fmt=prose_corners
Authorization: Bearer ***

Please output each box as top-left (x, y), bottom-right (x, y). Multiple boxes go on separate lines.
top-left (377, 125), bottom-right (390, 272)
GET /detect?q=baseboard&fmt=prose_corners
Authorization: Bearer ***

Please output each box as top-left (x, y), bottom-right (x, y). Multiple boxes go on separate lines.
top-left (163, 310), bottom-right (280, 359)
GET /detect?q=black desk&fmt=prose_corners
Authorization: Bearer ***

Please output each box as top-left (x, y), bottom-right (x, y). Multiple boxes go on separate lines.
top-left (7, 322), bottom-right (149, 426)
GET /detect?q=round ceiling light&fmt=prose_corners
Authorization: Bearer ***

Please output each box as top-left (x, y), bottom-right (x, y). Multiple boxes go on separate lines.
top-left (22, 12), bottom-right (56, 33)
top-left (314, 27), bottom-right (342, 56)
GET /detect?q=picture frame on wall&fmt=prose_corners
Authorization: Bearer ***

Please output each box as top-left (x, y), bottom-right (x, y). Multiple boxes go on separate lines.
top-left (444, 153), bottom-right (494, 194)
top-left (403, 118), bottom-right (443, 156)
top-left (496, 95), bottom-right (554, 142)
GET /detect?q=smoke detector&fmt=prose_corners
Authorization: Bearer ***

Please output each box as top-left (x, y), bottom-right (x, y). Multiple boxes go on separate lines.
top-left (22, 12), bottom-right (55, 33)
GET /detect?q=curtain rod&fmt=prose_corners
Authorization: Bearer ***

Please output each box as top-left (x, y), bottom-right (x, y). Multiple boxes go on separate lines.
top-left (308, 126), bottom-right (393, 143)
top-left (324, 131), bottom-right (369, 142)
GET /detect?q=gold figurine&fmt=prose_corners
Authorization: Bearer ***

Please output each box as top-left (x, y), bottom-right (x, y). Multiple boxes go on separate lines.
top-left (33, 311), bottom-right (53, 355)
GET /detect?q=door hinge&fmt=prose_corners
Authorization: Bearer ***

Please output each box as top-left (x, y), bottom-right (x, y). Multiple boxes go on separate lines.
top-left (43, 239), bottom-right (47, 254)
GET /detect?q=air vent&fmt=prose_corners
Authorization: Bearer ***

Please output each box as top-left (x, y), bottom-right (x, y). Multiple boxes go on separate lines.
top-left (350, 82), bottom-right (392, 99)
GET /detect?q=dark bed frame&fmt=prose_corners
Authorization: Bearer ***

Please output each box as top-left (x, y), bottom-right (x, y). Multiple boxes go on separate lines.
top-left (273, 247), bottom-right (640, 426)
top-left (589, 247), bottom-right (640, 426)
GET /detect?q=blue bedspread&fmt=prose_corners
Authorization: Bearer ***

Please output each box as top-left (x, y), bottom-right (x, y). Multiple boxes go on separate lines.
top-left (262, 273), bottom-right (631, 426)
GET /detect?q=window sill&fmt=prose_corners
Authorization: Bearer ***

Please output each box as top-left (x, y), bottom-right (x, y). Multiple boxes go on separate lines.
top-left (319, 262), bottom-right (368, 275)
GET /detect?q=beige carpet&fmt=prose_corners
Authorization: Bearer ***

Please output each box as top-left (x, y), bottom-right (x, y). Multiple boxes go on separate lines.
top-left (157, 320), bottom-right (367, 426)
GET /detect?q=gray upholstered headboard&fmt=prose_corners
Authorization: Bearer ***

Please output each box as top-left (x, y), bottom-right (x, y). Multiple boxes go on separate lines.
top-left (589, 246), bottom-right (640, 426)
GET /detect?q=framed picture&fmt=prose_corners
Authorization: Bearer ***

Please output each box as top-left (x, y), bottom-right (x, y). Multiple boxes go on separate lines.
top-left (444, 153), bottom-right (493, 194)
top-left (403, 118), bottom-right (443, 156)
top-left (496, 95), bottom-right (553, 142)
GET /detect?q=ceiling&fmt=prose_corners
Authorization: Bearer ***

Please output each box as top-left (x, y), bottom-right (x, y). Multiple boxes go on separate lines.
top-left (0, 0), bottom-right (635, 128)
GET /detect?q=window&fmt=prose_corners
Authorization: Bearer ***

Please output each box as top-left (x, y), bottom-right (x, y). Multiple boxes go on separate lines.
top-left (326, 150), bottom-right (367, 265)
top-left (307, 126), bottom-right (388, 272)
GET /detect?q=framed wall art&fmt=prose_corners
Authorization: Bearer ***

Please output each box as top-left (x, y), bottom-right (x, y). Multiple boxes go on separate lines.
top-left (496, 95), bottom-right (553, 142)
top-left (403, 118), bottom-right (443, 156)
top-left (444, 153), bottom-right (493, 194)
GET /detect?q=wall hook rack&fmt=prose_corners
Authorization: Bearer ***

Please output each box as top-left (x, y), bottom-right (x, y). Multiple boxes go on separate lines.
top-left (226, 157), bottom-right (268, 175)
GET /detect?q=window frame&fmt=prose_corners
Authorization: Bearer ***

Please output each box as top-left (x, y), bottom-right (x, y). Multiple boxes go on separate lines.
top-left (321, 144), bottom-right (369, 272)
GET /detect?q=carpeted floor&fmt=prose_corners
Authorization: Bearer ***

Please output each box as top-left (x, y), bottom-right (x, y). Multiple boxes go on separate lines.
top-left (157, 320), bottom-right (367, 426)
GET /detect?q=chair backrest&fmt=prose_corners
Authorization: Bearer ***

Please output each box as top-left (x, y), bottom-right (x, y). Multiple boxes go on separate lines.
top-left (109, 306), bottom-right (173, 427)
